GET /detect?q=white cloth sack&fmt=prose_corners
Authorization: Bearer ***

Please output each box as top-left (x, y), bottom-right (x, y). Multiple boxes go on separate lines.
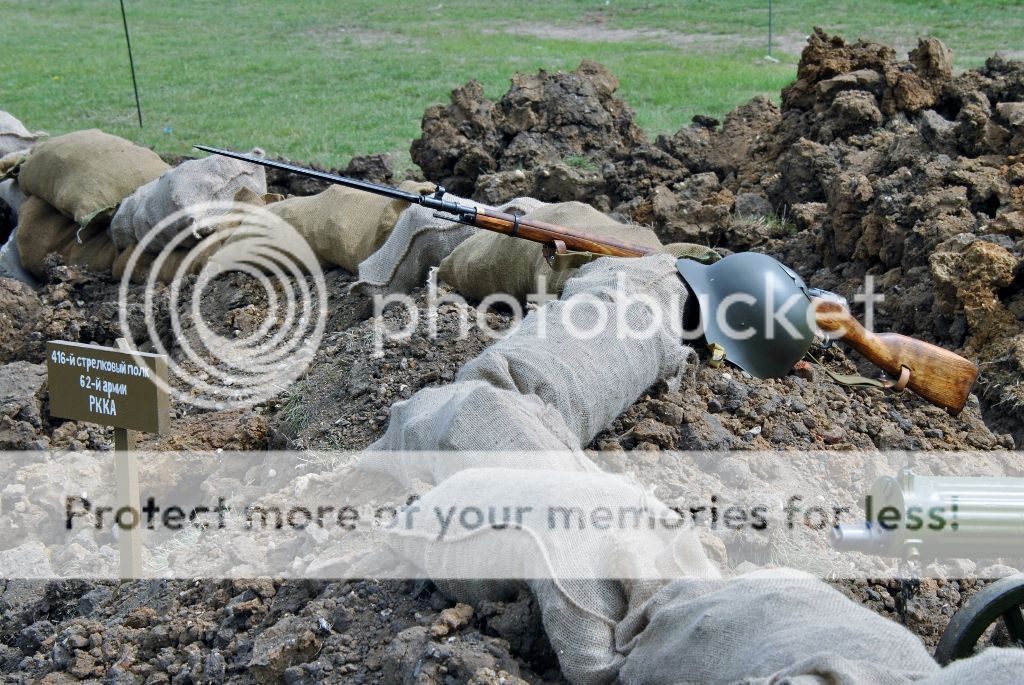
top-left (0, 111), bottom-right (45, 158)
top-left (0, 179), bottom-right (25, 216)
top-left (620, 570), bottom-right (942, 685)
top-left (362, 254), bottom-right (706, 685)
top-left (355, 193), bottom-right (543, 296)
top-left (110, 154), bottom-right (267, 252)
top-left (0, 228), bottom-right (37, 286)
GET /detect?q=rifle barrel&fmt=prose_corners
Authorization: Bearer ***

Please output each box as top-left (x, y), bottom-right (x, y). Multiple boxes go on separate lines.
top-left (194, 145), bottom-right (430, 206)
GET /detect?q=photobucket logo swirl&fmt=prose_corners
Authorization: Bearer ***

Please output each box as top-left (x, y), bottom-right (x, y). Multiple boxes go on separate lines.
top-left (117, 201), bottom-right (327, 410)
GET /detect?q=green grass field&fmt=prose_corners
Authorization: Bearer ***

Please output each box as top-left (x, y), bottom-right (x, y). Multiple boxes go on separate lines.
top-left (2, 1), bottom-right (1023, 169)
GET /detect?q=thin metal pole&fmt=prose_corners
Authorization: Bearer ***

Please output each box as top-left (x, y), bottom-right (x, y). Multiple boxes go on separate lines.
top-left (119, 0), bottom-right (143, 128)
top-left (768, 0), bottom-right (774, 58)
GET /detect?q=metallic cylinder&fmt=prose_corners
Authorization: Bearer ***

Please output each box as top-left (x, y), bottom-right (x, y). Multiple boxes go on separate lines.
top-left (832, 470), bottom-right (1024, 560)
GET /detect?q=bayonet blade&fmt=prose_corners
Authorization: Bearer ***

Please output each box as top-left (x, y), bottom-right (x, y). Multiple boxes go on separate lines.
top-left (194, 145), bottom-right (428, 205)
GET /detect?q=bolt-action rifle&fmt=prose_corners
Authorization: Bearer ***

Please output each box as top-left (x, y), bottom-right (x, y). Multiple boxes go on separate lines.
top-left (195, 146), bottom-right (980, 414)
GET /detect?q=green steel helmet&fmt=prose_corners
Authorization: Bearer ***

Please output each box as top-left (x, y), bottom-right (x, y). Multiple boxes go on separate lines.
top-left (676, 252), bottom-right (816, 378)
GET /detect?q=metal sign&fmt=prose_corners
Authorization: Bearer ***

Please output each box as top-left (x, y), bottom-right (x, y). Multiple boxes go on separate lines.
top-left (46, 340), bottom-right (169, 434)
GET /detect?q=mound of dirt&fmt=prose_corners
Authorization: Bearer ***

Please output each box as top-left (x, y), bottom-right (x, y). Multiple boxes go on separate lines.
top-left (0, 577), bottom-right (559, 685)
top-left (412, 29), bottom-right (1024, 445)
top-left (754, 31), bottom-right (1024, 443)
top-left (412, 60), bottom-right (644, 206)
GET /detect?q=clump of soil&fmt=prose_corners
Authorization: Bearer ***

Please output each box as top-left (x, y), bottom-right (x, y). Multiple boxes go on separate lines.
top-left (0, 577), bottom-right (560, 685)
top-left (272, 284), bottom-right (516, 451)
top-left (412, 60), bottom-right (644, 208)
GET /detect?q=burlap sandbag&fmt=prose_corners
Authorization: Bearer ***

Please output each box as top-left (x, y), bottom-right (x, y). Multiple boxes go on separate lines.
top-left (58, 223), bottom-right (118, 275)
top-left (919, 649), bottom-right (1024, 685)
top-left (461, 255), bottom-right (692, 445)
top-left (18, 130), bottom-right (169, 227)
top-left (15, 196), bottom-right (77, 278)
top-left (438, 201), bottom-right (663, 300)
top-left (264, 180), bottom-right (432, 273)
top-left (355, 193), bottom-right (543, 296)
top-left (0, 149), bottom-right (29, 180)
top-left (15, 197), bottom-right (118, 277)
top-left (364, 255), bottom-right (691, 474)
top-left (109, 154), bottom-right (266, 252)
top-left (0, 111), bottom-right (45, 158)
top-left (384, 467), bottom-right (717, 685)
top-left (620, 570), bottom-right (941, 685)
top-left (361, 381), bottom-right (596, 482)
top-left (620, 571), bottom-right (1023, 685)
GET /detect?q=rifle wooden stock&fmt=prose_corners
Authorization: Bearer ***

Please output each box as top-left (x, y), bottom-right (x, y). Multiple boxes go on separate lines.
top-left (813, 298), bottom-right (979, 415)
top-left (472, 208), bottom-right (657, 257)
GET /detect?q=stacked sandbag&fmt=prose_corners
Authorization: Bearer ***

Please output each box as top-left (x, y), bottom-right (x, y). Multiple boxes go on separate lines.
top-left (13, 196), bottom-right (120, 280)
top-left (18, 130), bottom-right (169, 227)
top-left (0, 149), bottom-right (29, 178)
top-left (0, 111), bottom-right (45, 158)
top-left (263, 180), bottom-right (432, 272)
top-left (58, 223), bottom-right (118, 275)
top-left (619, 570), bottom-right (945, 685)
top-left (119, 194), bottom-right (271, 285)
top-left (0, 179), bottom-right (25, 216)
top-left (365, 192), bottom-right (719, 301)
top-left (110, 154), bottom-right (267, 252)
top-left (0, 114), bottom-right (42, 284)
top-left (432, 200), bottom-right (720, 301)
top-left (15, 196), bottom-right (78, 278)
top-left (438, 201), bottom-right (663, 300)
